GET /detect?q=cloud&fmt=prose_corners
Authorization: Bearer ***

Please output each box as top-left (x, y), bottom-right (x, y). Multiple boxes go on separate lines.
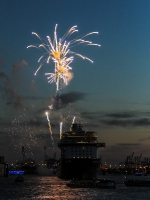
top-left (24, 95), bottom-right (45, 100)
top-left (139, 136), bottom-right (150, 142)
top-left (0, 130), bottom-right (8, 136)
top-left (27, 118), bottom-right (43, 127)
top-left (4, 88), bottom-right (24, 108)
top-left (0, 57), bottom-right (5, 67)
top-left (105, 112), bottom-right (134, 118)
top-left (0, 72), bottom-right (11, 85)
top-left (115, 143), bottom-right (141, 147)
top-left (13, 95), bottom-right (24, 108)
top-left (12, 60), bottom-right (27, 75)
top-left (0, 131), bottom-right (11, 148)
top-left (50, 91), bottom-right (87, 110)
top-left (43, 91), bottom-right (87, 111)
top-left (84, 111), bottom-right (150, 128)
top-left (69, 110), bottom-right (150, 129)
top-left (26, 103), bottom-right (35, 111)
top-left (12, 60), bottom-right (28, 86)
top-left (81, 111), bottom-right (100, 120)
top-left (0, 60), bottom-right (37, 109)
top-left (100, 143), bottom-right (146, 165)
top-left (60, 91), bottom-right (87, 104)
top-left (101, 118), bottom-right (150, 127)
top-left (0, 118), bottom-right (11, 127)
top-left (30, 80), bottom-right (38, 92)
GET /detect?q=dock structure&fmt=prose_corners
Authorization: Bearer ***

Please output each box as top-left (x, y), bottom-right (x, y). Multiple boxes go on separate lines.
top-left (0, 156), bottom-right (8, 177)
top-left (119, 152), bottom-right (150, 174)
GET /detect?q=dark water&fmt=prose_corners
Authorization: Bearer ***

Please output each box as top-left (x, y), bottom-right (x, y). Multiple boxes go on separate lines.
top-left (1, 175), bottom-right (150, 200)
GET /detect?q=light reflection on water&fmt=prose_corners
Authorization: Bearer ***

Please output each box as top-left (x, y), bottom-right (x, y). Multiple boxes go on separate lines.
top-left (1, 175), bottom-right (150, 199)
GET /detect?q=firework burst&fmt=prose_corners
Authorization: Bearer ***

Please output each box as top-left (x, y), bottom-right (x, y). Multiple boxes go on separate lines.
top-left (27, 24), bottom-right (100, 91)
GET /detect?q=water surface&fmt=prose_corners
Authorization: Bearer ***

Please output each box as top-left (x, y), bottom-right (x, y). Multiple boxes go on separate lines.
top-left (1, 175), bottom-right (150, 199)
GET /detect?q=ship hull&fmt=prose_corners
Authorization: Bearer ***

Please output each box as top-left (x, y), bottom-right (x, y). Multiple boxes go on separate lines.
top-left (58, 158), bottom-right (100, 179)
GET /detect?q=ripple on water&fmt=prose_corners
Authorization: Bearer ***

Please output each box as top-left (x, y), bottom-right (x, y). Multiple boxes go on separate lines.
top-left (1, 175), bottom-right (150, 200)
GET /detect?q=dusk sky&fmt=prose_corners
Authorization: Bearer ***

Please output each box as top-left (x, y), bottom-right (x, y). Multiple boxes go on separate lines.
top-left (1, 0), bottom-right (150, 166)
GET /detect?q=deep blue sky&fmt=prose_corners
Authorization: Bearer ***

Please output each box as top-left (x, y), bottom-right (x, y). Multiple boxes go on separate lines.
top-left (1, 0), bottom-right (150, 165)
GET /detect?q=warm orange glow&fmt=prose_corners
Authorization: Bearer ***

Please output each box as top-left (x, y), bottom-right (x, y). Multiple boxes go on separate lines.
top-left (53, 51), bottom-right (60, 59)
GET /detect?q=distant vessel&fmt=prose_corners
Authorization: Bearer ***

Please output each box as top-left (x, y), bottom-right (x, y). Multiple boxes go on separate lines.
top-left (15, 176), bottom-right (24, 182)
top-left (58, 123), bottom-right (105, 179)
top-left (66, 178), bottom-right (116, 189)
top-left (124, 178), bottom-right (150, 187)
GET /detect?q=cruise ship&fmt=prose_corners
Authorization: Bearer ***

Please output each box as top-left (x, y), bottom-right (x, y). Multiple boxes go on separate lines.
top-left (58, 123), bottom-right (105, 179)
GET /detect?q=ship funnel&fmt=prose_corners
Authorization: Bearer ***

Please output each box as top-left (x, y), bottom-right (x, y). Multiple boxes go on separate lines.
top-left (70, 123), bottom-right (83, 132)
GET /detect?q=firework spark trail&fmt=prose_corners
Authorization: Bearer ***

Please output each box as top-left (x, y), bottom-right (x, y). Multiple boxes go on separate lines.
top-left (60, 122), bottom-right (63, 139)
top-left (72, 116), bottom-right (76, 124)
top-left (45, 112), bottom-right (55, 151)
top-left (45, 112), bottom-right (52, 135)
top-left (27, 24), bottom-right (100, 91)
